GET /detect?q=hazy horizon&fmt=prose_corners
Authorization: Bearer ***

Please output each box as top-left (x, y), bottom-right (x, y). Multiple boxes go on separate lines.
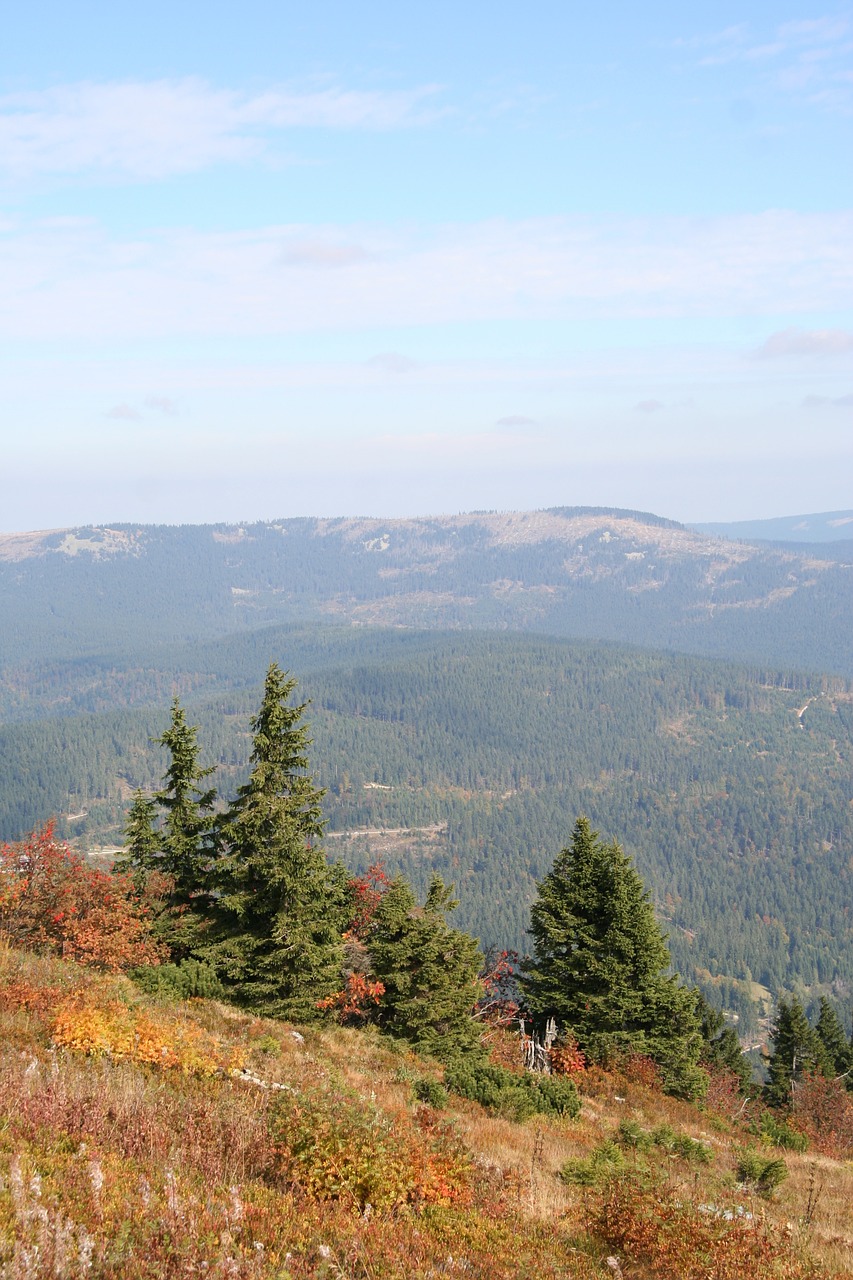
top-left (2, 2), bottom-right (851, 532)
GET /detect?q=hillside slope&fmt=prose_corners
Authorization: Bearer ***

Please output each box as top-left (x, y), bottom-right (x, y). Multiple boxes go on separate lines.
top-left (1, 507), bottom-right (851, 675)
top-left (2, 944), bottom-right (851, 1279)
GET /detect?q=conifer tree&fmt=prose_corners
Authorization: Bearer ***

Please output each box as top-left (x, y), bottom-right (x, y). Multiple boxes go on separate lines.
top-left (815, 997), bottom-right (851, 1082)
top-left (155, 698), bottom-right (217, 902)
top-left (366, 874), bottom-right (484, 1062)
top-left (522, 816), bottom-right (703, 1097)
top-left (118, 705), bottom-right (216, 958)
top-left (120, 789), bottom-right (160, 878)
top-left (766, 997), bottom-right (833, 1107)
top-left (205, 663), bottom-right (345, 1021)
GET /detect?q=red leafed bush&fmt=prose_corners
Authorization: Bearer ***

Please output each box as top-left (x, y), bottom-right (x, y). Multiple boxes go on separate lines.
top-left (549, 1035), bottom-right (586, 1076)
top-left (791, 1071), bottom-right (853, 1158)
top-left (0, 822), bottom-right (165, 972)
top-left (317, 970), bottom-right (386, 1022)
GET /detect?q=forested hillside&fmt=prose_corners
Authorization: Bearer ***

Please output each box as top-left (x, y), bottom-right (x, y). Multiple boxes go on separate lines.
top-left (2, 626), bottom-right (851, 1026)
top-left (2, 506), bottom-right (852, 676)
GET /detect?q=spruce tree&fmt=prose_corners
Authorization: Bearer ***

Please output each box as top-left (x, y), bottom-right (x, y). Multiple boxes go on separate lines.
top-left (366, 874), bottom-right (484, 1062)
top-left (155, 698), bottom-right (217, 903)
top-left (815, 997), bottom-right (851, 1082)
top-left (205, 663), bottom-right (345, 1021)
top-left (766, 997), bottom-right (833, 1108)
top-left (118, 706), bottom-right (216, 958)
top-left (522, 816), bottom-right (703, 1097)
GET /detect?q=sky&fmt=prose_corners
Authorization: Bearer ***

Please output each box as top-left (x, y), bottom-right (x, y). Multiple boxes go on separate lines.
top-left (1, 1), bottom-right (851, 530)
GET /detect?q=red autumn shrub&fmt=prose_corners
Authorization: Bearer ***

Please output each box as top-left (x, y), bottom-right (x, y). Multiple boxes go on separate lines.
top-left (0, 823), bottom-right (165, 972)
top-left (791, 1071), bottom-right (853, 1158)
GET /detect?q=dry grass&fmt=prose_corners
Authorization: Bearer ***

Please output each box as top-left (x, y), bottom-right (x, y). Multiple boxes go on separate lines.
top-left (1, 943), bottom-right (850, 1278)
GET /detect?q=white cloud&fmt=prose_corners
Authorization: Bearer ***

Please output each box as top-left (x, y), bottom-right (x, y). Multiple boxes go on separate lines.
top-left (635, 399), bottom-right (664, 413)
top-left (367, 352), bottom-right (420, 374)
top-left (0, 210), bottom-right (850, 341)
top-left (0, 79), bottom-right (443, 181)
top-left (802, 392), bottom-right (853, 407)
top-left (144, 396), bottom-right (177, 415)
top-left (754, 328), bottom-right (853, 358)
top-left (106, 403), bottom-right (141, 420)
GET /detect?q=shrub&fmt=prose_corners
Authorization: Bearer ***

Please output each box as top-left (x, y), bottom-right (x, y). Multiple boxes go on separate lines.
top-left (444, 1062), bottom-right (580, 1121)
top-left (561, 1140), bottom-right (626, 1187)
top-left (735, 1149), bottom-right (789, 1197)
top-left (0, 824), bottom-right (165, 972)
top-left (616, 1119), bottom-right (712, 1164)
top-left (758, 1110), bottom-right (809, 1153)
top-left (413, 1077), bottom-right (449, 1109)
top-left (269, 1084), bottom-right (470, 1212)
top-left (130, 959), bottom-right (225, 1001)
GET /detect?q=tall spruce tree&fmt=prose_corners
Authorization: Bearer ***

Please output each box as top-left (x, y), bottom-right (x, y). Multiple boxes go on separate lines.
top-left (766, 997), bottom-right (833, 1107)
top-left (205, 663), bottom-right (345, 1021)
top-left (522, 816), bottom-right (703, 1097)
top-left (366, 875), bottom-right (484, 1062)
top-left (815, 997), bottom-right (851, 1083)
top-left (118, 705), bottom-right (216, 958)
top-left (155, 698), bottom-right (217, 901)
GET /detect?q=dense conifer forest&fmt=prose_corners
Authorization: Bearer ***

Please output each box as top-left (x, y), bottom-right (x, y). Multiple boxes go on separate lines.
top-left (1, 625), bottom-right (851, 1031)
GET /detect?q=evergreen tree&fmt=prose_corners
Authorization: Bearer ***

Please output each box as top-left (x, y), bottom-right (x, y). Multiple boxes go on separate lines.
top-left (696, 992), bottom-right (752, 1092)
top-left (367, 874), bottom-right (484, 1062)
top-left (814, 997), bottom-right (851, 1082)
top-left (155, 699), bottom-right (217, 902)
top-left (522, 816), bottom-right (703, 1097)
top-left (117, 706), bottom-right (216, 958)
top-left (119, 789), bottom-right (160, 879)
top-left (205, 663), bottom-right (345, 1021)
top-left (766, 997), bottom-right (832, 1108)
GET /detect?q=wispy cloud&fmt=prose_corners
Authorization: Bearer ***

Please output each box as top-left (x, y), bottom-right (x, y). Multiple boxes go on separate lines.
top-left (1, 211), bottom-right (850, 341)
top-left (282, 241), bottom-right (372, 268)
top-left (106, 403), bottom-right (141, 420)
top-left (144, 396), bottom-right (177, 414)
top-left (680, 15), bottom-right (853, 111)
top-left (635, 399), bottom-right (664, 413)
top-left (753, 328), bottom-right (853, 358)
top-left (367, 352), bottom-right (420, 374)
top-left (0, 79), bottom-right (444, 181)
top-left (802, 392), bottom-right (853, 407)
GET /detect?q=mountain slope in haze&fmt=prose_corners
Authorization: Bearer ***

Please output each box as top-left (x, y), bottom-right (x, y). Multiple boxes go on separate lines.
top-left (1, 506), bottom-right (852, 676)
top-left (694, 509), bottom-right (853, 544)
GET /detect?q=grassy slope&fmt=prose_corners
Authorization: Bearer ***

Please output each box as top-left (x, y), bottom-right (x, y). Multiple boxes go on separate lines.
top-left (2, 943), bottom-right (851, 1280)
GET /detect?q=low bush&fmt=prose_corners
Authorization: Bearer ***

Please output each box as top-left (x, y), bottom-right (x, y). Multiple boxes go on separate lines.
top-left (130, 959), bottom-right (225, 1001)
top-left (735, 1148), bottom-right (789, 1197)
top-left (758, 1110), bottom-right (809, 1152)
top-left (560, 1140), bottom-right (626, 1187)
top-left (444, 1062), bottom-right (580, 1121)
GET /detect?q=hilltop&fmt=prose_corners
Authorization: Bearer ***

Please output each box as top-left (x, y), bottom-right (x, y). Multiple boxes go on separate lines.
top-left (1, 506), bottom-right (851, 676)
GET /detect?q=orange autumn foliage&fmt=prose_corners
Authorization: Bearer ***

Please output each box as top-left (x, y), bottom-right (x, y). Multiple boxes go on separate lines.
top-left (0, 823), bottom-right (165, 972)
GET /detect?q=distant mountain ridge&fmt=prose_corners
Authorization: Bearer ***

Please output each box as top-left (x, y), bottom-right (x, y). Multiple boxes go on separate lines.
top-left (693, 509), bottom-right (853, 544)
top-left (1, 505), bottom-right (852, 677)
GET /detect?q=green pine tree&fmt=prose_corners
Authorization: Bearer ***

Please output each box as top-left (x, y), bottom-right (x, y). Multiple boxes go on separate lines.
top-left (696, 992), bottom-right (752, 1092)
top-left (155, 698), bottom-right (217, 903)
top-left (766, 997), bottom-right (833, 1108)
top-left (522, 816), bottom-right (704, 1098)
top-left (814, 997), bottom-right (851, 1082)
top-left (205, 663), bottom-right (345, 1021)
top-left (119, 789), bottom-right (161, 879)
top-left (367, 874), bottom-right (485, 1062)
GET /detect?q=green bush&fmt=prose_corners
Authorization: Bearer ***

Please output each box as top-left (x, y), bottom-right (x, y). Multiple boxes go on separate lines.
top-left (130, 959), bottom-right (224, 1001)
top-left (617, 1119), bottom-right (712, 1163)
top-left (560, 1140), bottom-right (625, 1187)
top-left (758, 1112), bottom-right (809, 1152)
top-left (735, 1149), bottom-right (789, 1197)
top-left (413, 1077), bottom-right (449, 1109)
top-left (444, 1063), bottom-right (579, 1121)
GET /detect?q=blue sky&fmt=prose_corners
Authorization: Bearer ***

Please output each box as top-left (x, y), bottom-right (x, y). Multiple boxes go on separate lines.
top-left (1, 1), bottom-right (851, 529)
